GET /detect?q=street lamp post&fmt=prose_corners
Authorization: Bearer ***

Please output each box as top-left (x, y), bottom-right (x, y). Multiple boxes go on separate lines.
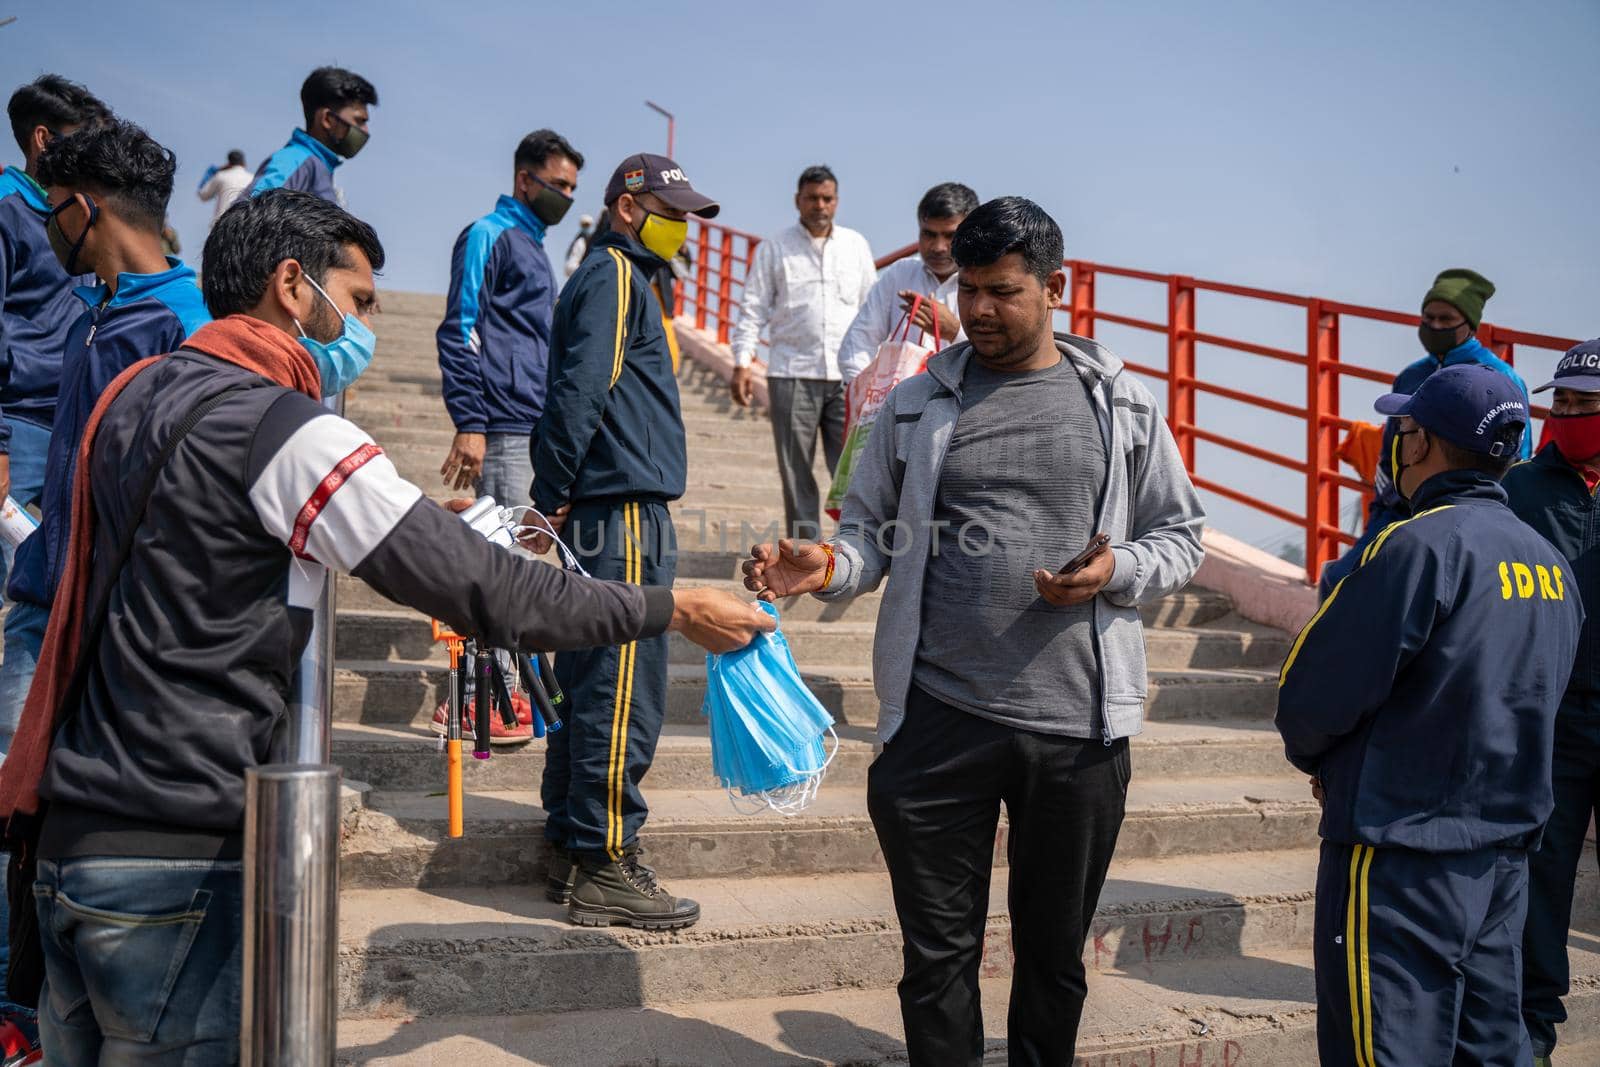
top-left (645, 100), bottom-right (674, 158)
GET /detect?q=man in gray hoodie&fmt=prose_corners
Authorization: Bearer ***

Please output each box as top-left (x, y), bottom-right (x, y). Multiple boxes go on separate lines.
top-left (744, 197), bottom-right (1205, 1066)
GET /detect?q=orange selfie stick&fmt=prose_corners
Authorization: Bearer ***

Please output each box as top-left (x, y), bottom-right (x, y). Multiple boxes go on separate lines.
top-left (433, 620), bottom-right (466, 838)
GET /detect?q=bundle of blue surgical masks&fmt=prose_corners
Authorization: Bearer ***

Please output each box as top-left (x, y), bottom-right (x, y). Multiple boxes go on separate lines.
top-left (702, 601), bottom-right (837, 815)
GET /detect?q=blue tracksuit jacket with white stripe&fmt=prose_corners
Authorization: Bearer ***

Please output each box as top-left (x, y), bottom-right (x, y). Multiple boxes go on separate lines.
top-left (0, 165), bottom-right (86, 449)
top-left (6, 259), bottom-right (211, 607)
top-left (247, 129), bottom-right (341, 203)
top-left (435, 195), bottom-right (556, 436)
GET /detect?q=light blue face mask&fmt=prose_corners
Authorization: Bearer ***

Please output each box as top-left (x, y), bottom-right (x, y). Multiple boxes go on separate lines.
top-left (295, 274), bottom-right (376, 398)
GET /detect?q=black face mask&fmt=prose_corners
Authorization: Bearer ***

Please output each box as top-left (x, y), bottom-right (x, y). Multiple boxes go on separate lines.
top-left (523, 175), bottom-right (574, 227)
top-left (1391, 428), bottom-right (1427, 502)
top-left (45, 193), bottom-right (98, 275)
top-left (1419, 322), bottom-right (1467, 357)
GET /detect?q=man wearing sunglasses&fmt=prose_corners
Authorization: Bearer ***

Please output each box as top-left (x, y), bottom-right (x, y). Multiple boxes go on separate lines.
top-left (0, 120), bottom-right (210, 765)
top-left (248, 66), bottom-right (378, 205)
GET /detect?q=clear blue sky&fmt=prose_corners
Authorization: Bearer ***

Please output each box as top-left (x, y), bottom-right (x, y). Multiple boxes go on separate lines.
top-left (8, 0), bottom-right (1596, 547)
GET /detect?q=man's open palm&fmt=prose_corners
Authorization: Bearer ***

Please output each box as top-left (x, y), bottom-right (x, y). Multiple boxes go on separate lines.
top-left (743, 539), bottom-right (830, 600)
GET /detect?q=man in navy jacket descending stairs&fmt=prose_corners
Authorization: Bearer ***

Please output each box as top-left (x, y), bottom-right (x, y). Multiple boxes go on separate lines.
top-left (1278, 364), bottom-right (1582, 1066)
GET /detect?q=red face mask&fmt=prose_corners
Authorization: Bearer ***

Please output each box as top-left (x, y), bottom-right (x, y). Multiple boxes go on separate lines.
top-left (1549, 412), bottom-right (1600, 466)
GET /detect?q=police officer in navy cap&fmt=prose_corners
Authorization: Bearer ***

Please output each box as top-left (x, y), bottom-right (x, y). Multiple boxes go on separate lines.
top-left (1505, 339), bottom-right (1600, 1066)
top-left (1277, 363), bottom-right (1584, 1065)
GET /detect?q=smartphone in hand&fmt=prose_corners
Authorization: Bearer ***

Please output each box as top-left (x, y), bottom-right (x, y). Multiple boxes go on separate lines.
top-left (1059, 533), bottom-right (1111, 575)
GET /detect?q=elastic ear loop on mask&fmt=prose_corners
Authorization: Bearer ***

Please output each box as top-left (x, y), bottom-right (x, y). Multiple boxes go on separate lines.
top-left (52, 195), bottom-right (98, 275)
top-left (504, 506), bottom-right (589, 576)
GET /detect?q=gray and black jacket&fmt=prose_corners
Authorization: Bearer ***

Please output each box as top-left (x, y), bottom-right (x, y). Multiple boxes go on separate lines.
top-left (40, 350), bottom-right (671, 857)
top-left (819, 334), bottom-right (1206, 743)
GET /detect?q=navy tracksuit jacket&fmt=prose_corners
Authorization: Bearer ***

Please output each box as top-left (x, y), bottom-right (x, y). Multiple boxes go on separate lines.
top-left (1277, 469), bottom-right (1583, 1066)
top-left (247, 129), bottom-right (341, 203)
top-left (0, 165), bottom-right (85, 449)
top-left (1319, 339), bottom-right (1532, 598)
top-left (6, 260), bottom-right (211, 609)
top-left (1504, 444), bottom-right (1600, 1055)
top-left (435, 195), bottom-right (556, 436)
top-left (532, 228), bottom-right (686, 859)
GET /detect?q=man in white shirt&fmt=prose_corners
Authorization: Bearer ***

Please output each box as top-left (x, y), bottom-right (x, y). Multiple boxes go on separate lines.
top-left (838, 182), bottom-right (977, 384)
top-left (730, 165), bottom-right (876, 540)
top-left (196, 150), bottom-right (251, 224)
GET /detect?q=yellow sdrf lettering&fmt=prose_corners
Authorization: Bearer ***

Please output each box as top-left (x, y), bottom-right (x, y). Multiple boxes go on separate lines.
top-left (1513, 563), bottom-right (1536, 599)
top-left (1498, 561), bottom-right (1565, 601)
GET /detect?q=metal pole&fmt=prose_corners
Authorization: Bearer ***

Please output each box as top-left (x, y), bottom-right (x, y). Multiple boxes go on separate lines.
top-left (247, 389), bottom-right (344, 1060)
top-left (645, 100), bottom-right (675, 157)
top-left (280, 392), bottom-right (343, 764)
top-left (241, 765), bottom-right (342, 1066)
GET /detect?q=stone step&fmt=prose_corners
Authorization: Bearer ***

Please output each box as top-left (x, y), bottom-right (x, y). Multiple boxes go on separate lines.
top-left (338, 775), bottom-right (1319, 890)
top-left (329, 719), bottom-right (1295, 793)
top-left (337, 849), bottom-right (1324, 1019)
top-left (337, 951), bottom-right (1600, 1066)
top-left (333, 607), bottom-right (1290, 671)
top-left (332, 659), bottom-right (1278, 729)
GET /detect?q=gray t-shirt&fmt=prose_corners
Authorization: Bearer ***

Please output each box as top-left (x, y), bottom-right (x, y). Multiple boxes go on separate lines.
top-left (912, 357), bottom-right (1108, 735)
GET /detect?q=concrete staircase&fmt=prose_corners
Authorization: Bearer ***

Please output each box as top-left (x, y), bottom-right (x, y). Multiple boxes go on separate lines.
top-left (332, 294), bottom-right (1600, 1065)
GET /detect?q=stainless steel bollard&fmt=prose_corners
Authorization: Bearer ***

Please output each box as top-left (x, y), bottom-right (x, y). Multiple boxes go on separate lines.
top-left (246, 391), bottom-right (344, 1062)
top-left (241, 764), bottom-right (342, 1066)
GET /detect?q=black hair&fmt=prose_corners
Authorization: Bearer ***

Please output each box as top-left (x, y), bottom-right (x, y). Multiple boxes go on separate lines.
top-left (34, 119), bottom-right (175, 232)
top-left (299, 66), bottom-right (378, 127)
top-left (917, 182), bottom-right (978, 222)
top-left (227, 149), bottom-right (246, 167)
top-left (797, 165), bottom-right (837, 191)
top-left (1434, 428), bottom-right (1522, 480)
top-left (951, 196), bottom-right (1064, 282)
top-left (7, 74), bottom-right (110, 155)
top-left (514, 129), bottom-right (584, 173)
top-left (201, 189), bottom-right (385, 319)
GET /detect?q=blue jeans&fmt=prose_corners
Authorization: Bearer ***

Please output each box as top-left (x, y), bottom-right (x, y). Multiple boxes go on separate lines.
top-left (0, 600), bottom-right (47, 756)
top-left (34, 857), bottom-right (242, 1065)
top-left (0, 416), bottom-right (50, 601)
top-left (0, 600), bottom-right (48, 1001)
top-left (476, 432), bottom-right (533, 509)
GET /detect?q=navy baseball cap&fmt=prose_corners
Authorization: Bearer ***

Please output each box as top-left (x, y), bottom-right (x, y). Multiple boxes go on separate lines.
top-left (603, 153), bottom-right (720, 217)
top-left (1533, 338), bottom-right (1600, 394)
top-left (1374, 364), bottom-right (1528, 458)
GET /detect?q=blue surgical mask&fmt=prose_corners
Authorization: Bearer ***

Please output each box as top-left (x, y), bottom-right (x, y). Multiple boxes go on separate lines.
top-left (294, 274), bottom-right (376, 397)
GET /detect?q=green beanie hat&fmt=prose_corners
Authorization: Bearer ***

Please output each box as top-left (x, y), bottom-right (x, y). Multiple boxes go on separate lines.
top-left (1422, 268), bottom-right (1496, 329)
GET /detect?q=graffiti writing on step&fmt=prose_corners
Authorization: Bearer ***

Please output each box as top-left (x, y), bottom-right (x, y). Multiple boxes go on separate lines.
top-left (1074, 1041), bottom-right (1245, 1066)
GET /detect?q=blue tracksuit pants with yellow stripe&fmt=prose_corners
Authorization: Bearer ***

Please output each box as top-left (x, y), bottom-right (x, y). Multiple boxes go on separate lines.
top-left (1316, 840), bottom-right (1533, 1066)
top-left (540, 499), bottom-right (676, 858)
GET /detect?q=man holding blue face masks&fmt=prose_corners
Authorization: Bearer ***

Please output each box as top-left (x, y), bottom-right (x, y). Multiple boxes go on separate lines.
top-left (0, 188), bottom-right (771, 1062)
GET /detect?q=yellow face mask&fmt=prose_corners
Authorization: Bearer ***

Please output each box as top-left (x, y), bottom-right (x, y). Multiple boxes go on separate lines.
top-left (637, 210), bottom-right (688, 261)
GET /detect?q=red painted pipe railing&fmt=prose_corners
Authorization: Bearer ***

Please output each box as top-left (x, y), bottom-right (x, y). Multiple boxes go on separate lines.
top-left (674, 218), bottom-right (1581, 584)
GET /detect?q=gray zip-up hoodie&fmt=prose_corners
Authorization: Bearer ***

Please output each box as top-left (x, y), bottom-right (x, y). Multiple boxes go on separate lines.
top-left (819, 333), bottom-right (1206, 743)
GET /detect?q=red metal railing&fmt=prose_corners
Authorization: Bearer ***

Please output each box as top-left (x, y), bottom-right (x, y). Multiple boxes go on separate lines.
top-left (674, 219), bottom-right (1579, 584)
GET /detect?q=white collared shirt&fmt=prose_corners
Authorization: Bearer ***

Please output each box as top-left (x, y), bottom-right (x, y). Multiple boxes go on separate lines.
top-left (730, 222), bottom-right (877, 380)
top-left (837, 255), bottom-right (964, 383)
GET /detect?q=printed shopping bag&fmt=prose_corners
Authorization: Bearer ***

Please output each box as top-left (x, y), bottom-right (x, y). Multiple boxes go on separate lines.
top-left (825, 294), bottom-right (942, 518)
